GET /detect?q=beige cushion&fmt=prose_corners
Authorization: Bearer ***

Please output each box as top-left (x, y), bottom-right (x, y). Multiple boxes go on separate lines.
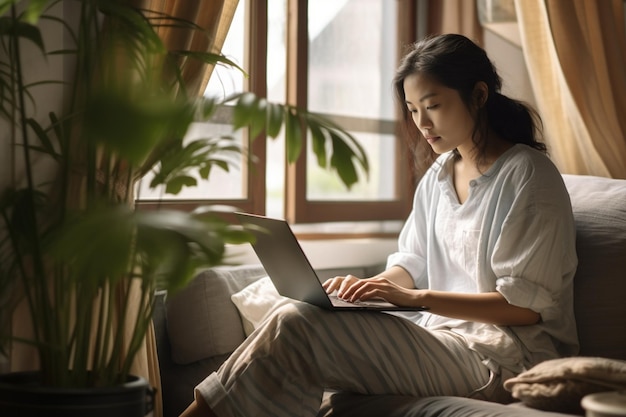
top-left (504, 357), bottom-right (626, 414)
top-left (562, 174), bottom-right (626, 361)
top-left (165, 264), bottom-right (267, 364)
top-left (230, 276), bottom-right (295, 336)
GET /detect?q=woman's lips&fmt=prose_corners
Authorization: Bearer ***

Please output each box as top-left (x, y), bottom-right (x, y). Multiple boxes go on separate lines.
top-left (425, 135), bottom-right (440, 144)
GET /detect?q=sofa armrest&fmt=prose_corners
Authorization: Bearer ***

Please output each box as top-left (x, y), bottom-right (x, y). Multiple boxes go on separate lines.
top-left (165, 264), bottom-right (268, 365)
top-left (563, 174), bottom-right (626, 360)
top-left (153, 291), bottom-right (231, 417)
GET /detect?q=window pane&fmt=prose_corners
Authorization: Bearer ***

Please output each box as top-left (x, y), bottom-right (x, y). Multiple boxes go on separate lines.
top-left (307, 0), bottom-right (398, 201)
top-left (307, 132), bottom-right (396, 201)
top-left (204, 2), bottom-right (246, 99)
top-left (267, 0), bottom-right (287, 218)
top-left (307, 0), bottom-right (397, 119)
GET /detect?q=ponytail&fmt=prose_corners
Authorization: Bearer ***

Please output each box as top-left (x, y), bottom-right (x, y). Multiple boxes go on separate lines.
top-left (487, 93), bottom-right (546, 153)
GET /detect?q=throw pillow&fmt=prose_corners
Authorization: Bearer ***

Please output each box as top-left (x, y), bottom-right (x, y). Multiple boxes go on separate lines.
top-left (231, 276), bottom-right (295, 336)
top-left (503, 357), bottom-right (626, 414)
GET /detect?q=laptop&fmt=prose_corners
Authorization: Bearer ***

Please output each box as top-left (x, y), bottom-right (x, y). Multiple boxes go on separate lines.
top-left (235, 212), bottom-right (429, 312)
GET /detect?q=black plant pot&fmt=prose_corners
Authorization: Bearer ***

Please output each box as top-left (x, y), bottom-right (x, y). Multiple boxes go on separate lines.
top-left (0, 371), bottom-right (154, 417)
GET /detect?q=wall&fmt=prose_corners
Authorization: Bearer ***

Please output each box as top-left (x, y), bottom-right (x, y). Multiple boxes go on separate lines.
top-left (0, 2), bottom-right (67, 374)
top-left (483, 25), bottom-right (536, 106)
top-left (0, 3), bottom-right (66, 192)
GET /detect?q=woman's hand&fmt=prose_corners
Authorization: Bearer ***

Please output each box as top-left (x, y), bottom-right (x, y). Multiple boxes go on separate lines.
top-left (323, 275), bottom-right (420, 307)
top-left (322, 274), bottom-right (361, 298)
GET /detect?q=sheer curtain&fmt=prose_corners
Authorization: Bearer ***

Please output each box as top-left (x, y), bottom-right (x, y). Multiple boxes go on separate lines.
top-left (516, 0), bottom-right (626, 178)
top-left (140, 0), bottom-right (239, 95)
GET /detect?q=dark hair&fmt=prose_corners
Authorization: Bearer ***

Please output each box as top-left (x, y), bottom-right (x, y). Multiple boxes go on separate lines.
top-left (393, 34), bottom-right (546, 176)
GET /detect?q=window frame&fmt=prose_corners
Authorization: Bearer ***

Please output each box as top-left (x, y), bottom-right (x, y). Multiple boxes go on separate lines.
top-left (284, 0), bottom-right (418, 224)
top-left (136, 0), bottom-right (419, 233)
top-left (135, 0), bottom-right (267, 215)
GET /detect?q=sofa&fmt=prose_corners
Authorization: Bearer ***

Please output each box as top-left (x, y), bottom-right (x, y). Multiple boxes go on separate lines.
top-left (153, 174), bottom-right (626, 417)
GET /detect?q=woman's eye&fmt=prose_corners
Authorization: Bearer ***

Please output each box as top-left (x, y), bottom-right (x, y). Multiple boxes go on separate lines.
top-left (426, 104), bottom-right (439, 110)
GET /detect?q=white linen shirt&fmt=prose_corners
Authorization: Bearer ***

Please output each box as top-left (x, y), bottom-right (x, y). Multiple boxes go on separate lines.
top-left (387, 144), bottom-right (579, 373)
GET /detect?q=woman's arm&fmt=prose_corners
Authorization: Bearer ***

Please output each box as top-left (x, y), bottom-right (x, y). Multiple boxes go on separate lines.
top-left (324, 267), bottom-right (540, 327)
top-left (415, 290), bottom-right (540, 326)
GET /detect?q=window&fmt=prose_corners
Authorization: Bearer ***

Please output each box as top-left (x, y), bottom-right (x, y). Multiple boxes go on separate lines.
top-left (136, 0), bottom-right (418, 236)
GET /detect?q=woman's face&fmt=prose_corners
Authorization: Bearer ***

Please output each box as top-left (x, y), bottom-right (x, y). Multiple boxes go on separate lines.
top-left (403, 72), bottom-right (477, 156)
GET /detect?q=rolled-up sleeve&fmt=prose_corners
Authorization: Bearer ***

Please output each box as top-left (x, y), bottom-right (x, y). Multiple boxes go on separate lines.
top-left (491, 181), bottom-right (577, 322)
top-left (386, 209), bottom-right (428, 289)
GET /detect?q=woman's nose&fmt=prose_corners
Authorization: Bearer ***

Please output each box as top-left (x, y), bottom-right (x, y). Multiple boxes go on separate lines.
top-left (415, 112), bottom-right (432, 131)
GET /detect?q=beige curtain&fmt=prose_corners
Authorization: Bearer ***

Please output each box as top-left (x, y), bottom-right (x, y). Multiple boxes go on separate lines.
top-left (427, 0), bottom-right (484, 45)
top-left (515, 0), bottom-right (626, 178)
top-left (138, 0), bottom-right (239, 95)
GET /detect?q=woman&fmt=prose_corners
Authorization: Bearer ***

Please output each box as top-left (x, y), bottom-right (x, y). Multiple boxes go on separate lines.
top-left (180, 34), bottom-right (578, 417)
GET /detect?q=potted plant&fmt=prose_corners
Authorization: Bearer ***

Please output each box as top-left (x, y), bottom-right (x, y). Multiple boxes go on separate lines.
top-left (0, 0), bottom-right (368, 415)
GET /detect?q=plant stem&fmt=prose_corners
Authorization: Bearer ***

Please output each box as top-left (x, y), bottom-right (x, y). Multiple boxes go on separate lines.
top-left (9, 4), bottom-right (56, 383)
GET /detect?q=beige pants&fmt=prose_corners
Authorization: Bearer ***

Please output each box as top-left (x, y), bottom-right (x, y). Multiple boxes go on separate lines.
top-left (195, 303), bottom-right (512, 417)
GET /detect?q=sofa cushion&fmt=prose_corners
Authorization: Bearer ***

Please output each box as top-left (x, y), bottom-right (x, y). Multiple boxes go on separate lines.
top-left (503, 356), bottom-right (626, 414)
top-left (165, 264), bottom-right (267, 364)
top-left (562, 174), bottom-right (626, 361)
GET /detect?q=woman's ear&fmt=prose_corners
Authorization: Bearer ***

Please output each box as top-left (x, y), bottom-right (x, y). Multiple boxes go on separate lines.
top-left (473, 81), bottom-right (489, 108)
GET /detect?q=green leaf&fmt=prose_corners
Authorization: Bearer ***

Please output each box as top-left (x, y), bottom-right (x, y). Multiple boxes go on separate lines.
top-left (138, 227), bottom-right (195, 291)
top-left (83, 90), bottom-right (195, 165)
top-left (48, 111), bottom-right (68, 156)
top-left (339, 129), bottom-right (370, 173)
top-left (25, 118), bottom-right (60, 160)
top-left (307, 116), bottom-right (328, 168)
top-left (266, 102), bottom-right (284, 138)
top-left (175, 51), bottom-right (247, 76)
top-left (0, 16), bottom-right (45, 53)
top-left (0, 1), bottom-right (16, 17)
top-left (199, 97), bottom-right (218, 120)
top-left (248, 97), bottom-right (267, 140)
top-left (23, 0), bottom-right (49, 24)
top-left (164, 175), bottom-right (197, 195)
top-left (231, 93), bottom-right (268, 140)
top-left (311, 114), bottom-right (369, 184)
top-left (284, 109), bottom-right (302, 163)
top-left (134, 208), bottom-right (251, 292)
top-left (147, 136), bottom-right (241, 194)
top-left (198, 159), bottom-right (229, 178)
top-left (198, 165), bottom-right (213, 179)
top-left (232, 92), bottom-right (258, 130)
top-left (48, 206), bottom-right (136, 285)
top-left (330, 132), bottom-right (359, 189)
